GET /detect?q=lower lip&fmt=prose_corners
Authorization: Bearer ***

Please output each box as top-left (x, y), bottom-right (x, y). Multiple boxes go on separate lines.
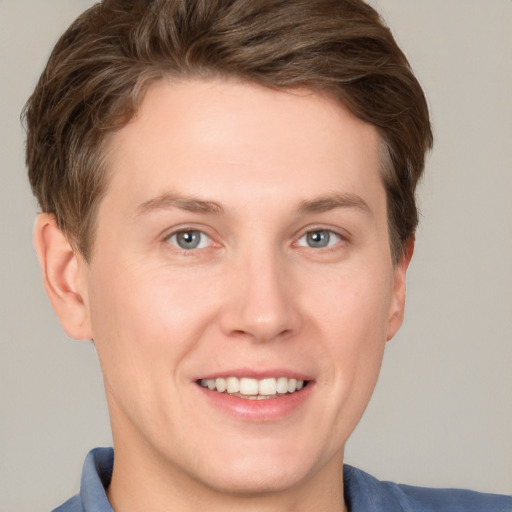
top-left (195, 383), bottom-right (314, 422)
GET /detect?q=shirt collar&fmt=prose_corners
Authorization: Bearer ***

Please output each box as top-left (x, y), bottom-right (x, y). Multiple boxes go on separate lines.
top-left (80, 447), bottom-right (114, 512)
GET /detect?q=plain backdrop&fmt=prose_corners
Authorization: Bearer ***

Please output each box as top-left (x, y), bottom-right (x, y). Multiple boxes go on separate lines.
top-left (1, 1), bottom-right (511, 511)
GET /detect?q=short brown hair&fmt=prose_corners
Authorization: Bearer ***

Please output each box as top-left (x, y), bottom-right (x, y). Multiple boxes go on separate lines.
top-left (24, 0), bottom-right (432, 262)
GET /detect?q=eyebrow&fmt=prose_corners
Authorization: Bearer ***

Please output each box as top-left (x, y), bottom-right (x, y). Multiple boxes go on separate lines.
top-left (135, 193), bottom-right (224, 216)
top-left (298, 193), bottom-right (371, 215)
top-left (135, 191), bottom-right (370, 218)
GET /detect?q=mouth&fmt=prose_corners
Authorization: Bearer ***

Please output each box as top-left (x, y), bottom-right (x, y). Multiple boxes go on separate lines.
top-left (197, 376), bottom-right (308, 400)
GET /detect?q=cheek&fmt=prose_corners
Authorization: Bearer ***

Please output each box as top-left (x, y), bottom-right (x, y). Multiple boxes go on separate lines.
top-left (306, 263), bottom-right (393, 340)
top-left (288, 265), bottom-right (391, 448)
top-left (303, 263), bottom-right (392, 390)
top-left (86, 265), bottom-right (219, 388)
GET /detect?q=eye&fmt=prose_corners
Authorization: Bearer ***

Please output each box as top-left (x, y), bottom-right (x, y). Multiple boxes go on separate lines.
top-left (297, 229), bottom-right (341, 249)
top-left (167, 229), bottom-right (211, 250)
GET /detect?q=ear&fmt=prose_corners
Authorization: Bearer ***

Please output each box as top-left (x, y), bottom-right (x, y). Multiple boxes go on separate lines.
top-left (386, 238), bottom-right (414, 341)
top-left (33, 213), bottom-right (92, 340)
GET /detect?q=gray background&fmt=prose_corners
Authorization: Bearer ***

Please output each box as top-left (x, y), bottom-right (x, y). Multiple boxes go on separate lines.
top-left (1, 1), bottom-right (511, 510)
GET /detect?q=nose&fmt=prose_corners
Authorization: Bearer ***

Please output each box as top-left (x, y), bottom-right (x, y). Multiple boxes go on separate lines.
top-left (219, 249), bottom-right (301, 343)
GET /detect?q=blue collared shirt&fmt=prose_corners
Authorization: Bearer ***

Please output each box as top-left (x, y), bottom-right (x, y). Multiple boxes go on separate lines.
top-left (52, 447), bottom-right (511, 512)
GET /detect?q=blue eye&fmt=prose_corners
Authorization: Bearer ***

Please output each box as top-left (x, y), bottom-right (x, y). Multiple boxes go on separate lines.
top-left (297, 229), bottom-right (341, 248)
top-left (167, 230), bottom-right (211, 250)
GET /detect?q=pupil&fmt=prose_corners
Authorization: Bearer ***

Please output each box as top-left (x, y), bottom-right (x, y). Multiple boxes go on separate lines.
top-left (308, 231), bottom-right (329, 248)
top-left (177, 231), bottom-right (200, 249)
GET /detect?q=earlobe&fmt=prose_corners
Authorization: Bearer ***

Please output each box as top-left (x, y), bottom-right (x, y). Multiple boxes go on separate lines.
top-left (33, 213), bottom-right (92, 340)
top-left (386, 238), bottom-right (414, 342)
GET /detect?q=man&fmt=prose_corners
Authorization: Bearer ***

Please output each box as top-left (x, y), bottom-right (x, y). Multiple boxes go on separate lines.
top-left (23, 0), bottom-right (511, 511)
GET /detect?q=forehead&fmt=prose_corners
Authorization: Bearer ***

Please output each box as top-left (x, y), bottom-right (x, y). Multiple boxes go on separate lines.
top-left (102, 78), bottom-right (383, 218)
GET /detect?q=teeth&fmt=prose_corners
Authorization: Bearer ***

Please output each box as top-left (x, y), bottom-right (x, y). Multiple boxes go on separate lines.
top-left (199, 376), bottom-right (306, 396)
top-left (287, 378), bottom-right (297, 393)
top-left (258, 378), bottom-right (277, 396)
top-left (276, 377), bottom-right (288, 394)
top-left (215, 378), bottom-right (227, 393)
top-left (226, 377), bottom-right (240, 393)
top-left (239, 377), bottom-right (259, 395)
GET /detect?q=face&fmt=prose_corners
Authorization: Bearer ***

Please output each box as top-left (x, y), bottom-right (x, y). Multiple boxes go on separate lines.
top-left (76, 79), bottom-right (407, 495)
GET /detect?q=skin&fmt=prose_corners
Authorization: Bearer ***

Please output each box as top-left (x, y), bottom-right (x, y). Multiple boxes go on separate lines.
top-left (34, 79), bottom-right (411, 512)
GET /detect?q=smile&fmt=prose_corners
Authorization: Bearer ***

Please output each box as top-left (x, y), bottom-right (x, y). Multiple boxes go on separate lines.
top-left (198, 377), bottom-right (307, 399)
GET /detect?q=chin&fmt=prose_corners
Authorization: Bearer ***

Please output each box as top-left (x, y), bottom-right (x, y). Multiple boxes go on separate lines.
top-left (198, 463), bottom-right (310, 496)
top-left (182, 439), bottom-right (332, 496)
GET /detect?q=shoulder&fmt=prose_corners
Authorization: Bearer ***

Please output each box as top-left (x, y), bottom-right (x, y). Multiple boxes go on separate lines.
top-left (343, 465), bottom-right (512, 512)
top-left (392, 481), bottom-right (511, 512)
top-left (51, 495), bottom-right (83, 512)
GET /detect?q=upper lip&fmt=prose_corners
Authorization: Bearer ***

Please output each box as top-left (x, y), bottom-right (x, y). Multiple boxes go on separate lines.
top-left (195, 368), bottom-right (314, 381)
